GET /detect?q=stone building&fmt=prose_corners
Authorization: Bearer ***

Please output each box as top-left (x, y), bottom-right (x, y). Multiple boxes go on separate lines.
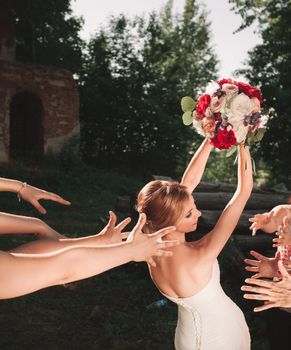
top-left (0, 1), bottom-right (79, 161)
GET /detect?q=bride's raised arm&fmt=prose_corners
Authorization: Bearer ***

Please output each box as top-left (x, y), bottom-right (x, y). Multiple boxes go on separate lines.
top-left (199, 145), bottom-right (253, 261)
top-left (180, 138), bottom-right (213, 193)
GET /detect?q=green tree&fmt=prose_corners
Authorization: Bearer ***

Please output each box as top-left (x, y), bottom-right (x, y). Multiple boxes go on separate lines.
top-left (81, 0), bottom-right (218, 176)
top-left (230, 0), bottom-right (291, 187)
top-left (11, 0), bottom-right (84, 74)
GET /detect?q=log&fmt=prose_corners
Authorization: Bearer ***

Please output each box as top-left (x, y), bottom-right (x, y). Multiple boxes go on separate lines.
top-left (233, 234), bottom-right (275, 252)
top-left (199, 210), bottom-right (262, 233)
top-left (194, 192), bottom-right (290, 210)
top-left (188, 181), bottom-right (291, 194)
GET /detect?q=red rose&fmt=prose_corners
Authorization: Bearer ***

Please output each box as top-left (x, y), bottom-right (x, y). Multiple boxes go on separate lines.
top-left (237, 82), bottom-right (262, 104)
top-left (196, 94), bottom-right (211, 119)
top-left (214, 113), bottom-right (222, 121)
top-left (210, 128), bottom-right (237, 150)
top-left (218, 78), bottom-right (236, 86)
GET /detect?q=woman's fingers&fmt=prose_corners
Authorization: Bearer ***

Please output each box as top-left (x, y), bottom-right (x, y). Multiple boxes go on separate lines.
top-left (107, 211), bottom-right (116, 229)
top-left (244, 258), bottom-right (260, 266)
top-left (251, 228), bottom-right (257, 236)
top-left (283, 215), bottom-right (289, 228)
top-left (155, 250), bottom-right (173, 257)
top-left (31, 199), bottom-right (46, 214)
top-left (249, 250), bottom-right (266, 260)
top-left (245, 278), bottom-right (274, 288)
top-left (241, 285), bottom-right (272, 295)
top-left (254, 302), bottom-right (277, 312)
top-left (245, 266), bottom-right (258, 272)
top-left (150, 226), bottom-right (176, 239)
top-left (116, 217), bottom-right (131, 232)
top-left (39, 192), bottom-right (71, 205)
top-left (148, 258), bottom-right (156, 268)
top-left (159, 240), bottom-right (180, 248)
top-left (121, 232), bottom-right (130, 239)
top-left (133, 213), bottom-right (146, 233)
top-left (243, 293), bottom-right (271, 301)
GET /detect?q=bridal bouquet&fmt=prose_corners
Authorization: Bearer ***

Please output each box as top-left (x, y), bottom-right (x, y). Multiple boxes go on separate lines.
top-left (181, 78), bottom-right (269, 150)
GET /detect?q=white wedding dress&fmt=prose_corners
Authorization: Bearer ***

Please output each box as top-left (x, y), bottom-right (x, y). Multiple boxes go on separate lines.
top-left (161, 260), bottom-right (250, 350)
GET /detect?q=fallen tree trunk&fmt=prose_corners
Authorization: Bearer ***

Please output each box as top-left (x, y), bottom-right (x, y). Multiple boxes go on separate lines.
top-left (194, 192), bottom-right (290, 210)
top-left (199, 210), bottom-right (262, 233)
top-left (233, 234), bottom-right (274, 252)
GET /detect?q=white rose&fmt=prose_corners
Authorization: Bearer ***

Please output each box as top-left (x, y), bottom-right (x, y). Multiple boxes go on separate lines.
top-left (233, 125), bottom-right (249, 143)
top-left (205, 81), bottom-right (220, 95)
top-left (230, 93), bottom-right (253, 118)
top-left (210, 96), bottom-right (225, 113)
top-left (192, 117), bottom-right (206, 137)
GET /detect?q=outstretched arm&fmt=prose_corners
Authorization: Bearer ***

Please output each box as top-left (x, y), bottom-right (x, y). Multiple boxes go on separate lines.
top-left (249, 205), bottom-right (291, 235)
top-left (0, 177), bottom-right (70, 214)
top-left (9, 211), bottom-right (131, 254)
top-left (0, 214), bottom-right (179, 299)
top-left (0, 212), bottom-right (64, 240)
top-left (199, 145), bottom-right (253, 261)
top-left (180, 138), bottom-right (213, 193)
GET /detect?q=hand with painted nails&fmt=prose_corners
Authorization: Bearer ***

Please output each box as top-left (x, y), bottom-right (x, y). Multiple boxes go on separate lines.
top-left (244, 250), bottom-right (280, 278)
top-left (241, 260), bottom-right (291, 312)
top-left (127, 213), bottom-right (179, 268)
top-left (272, 216), bottom-right (291, 247)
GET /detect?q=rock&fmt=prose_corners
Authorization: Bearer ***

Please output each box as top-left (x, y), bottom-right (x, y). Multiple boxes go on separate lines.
top-left (273, 182), bottom-right (288, 192)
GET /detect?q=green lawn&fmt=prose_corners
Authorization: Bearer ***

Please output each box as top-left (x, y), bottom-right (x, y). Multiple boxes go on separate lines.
top-left (0, 160), bottom-right (270, 349)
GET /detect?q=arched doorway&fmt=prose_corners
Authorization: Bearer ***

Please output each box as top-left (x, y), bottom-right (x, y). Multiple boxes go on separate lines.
top-left (9, 91), bottom-right (44, 159)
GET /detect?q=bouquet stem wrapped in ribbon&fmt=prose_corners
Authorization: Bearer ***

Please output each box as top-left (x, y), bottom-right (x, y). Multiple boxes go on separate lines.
top-left (181, 78), bottom-right (269, 150)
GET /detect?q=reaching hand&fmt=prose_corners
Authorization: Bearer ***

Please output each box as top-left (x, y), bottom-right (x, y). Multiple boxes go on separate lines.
top-left (97, 211), bottom-right (131, 244)
top-left (272, 216), bottom-right (291, 247)
top-left (244, 250), bottom-right (279, 278)
top-left (127, 213), bottom-right (179, 267)
top-left (248, 212), bottom-right (274, 236)
top-left (19, 183), bottom-right (70, 214)
top-left (241, 260), bottom-right (291, 312)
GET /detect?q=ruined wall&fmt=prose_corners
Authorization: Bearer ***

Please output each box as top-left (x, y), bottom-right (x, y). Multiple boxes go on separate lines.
top-left (0, 60), bottom-right (79, 161)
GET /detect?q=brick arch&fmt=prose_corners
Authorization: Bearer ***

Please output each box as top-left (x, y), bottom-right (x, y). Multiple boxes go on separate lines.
top-left (9, 91), bottom-right (44, 158)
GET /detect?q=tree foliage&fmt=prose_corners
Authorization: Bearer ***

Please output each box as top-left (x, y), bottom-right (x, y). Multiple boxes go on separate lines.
top-left (80, 0), bottom-right (218, 176)
top-left (11, 0), bottom-right (84, 73)
top-left (230, 0), bottom-right (291, 186)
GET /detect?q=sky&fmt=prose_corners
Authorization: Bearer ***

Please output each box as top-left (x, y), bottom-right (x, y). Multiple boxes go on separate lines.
top-left (71, 0), bottom-right (261, 79)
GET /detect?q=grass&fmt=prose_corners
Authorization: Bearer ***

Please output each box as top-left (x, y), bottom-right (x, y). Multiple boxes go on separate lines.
top-left (0, 159), bottom-right (271, 349)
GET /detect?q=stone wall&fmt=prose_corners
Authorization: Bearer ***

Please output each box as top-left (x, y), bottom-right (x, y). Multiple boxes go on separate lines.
top-left (0, 60), bottom-right (79, 161)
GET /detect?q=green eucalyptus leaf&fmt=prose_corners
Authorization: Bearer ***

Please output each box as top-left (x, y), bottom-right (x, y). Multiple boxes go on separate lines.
top-left (246, 132), bottom-right (255, 144)
top-left (182, 111), bottom-right (193, 126)
top-left (254, 128), bottom-right (266, 142)
top-left (247, 128), bottom-right (266, 144)
top-left (225, 146), bottom-right (237, 158)
top-left (181, 96), bottom-right (196, 112)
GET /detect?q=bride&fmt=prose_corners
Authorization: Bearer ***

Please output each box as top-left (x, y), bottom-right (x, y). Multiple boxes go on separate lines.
top-left (137, 139), bottom-right (252, 349)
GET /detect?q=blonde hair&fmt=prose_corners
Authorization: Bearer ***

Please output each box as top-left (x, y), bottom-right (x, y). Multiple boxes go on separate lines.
top-left (136, 180), bottom-right (190, 233)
